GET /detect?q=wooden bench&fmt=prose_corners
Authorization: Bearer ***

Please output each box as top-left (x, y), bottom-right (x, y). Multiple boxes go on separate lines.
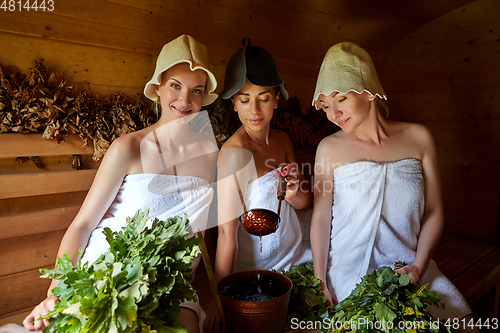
top-left (433, 234), bottom-right (500, 332)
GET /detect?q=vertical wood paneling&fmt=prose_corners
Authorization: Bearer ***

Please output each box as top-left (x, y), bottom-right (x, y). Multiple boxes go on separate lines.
top-left (380, 0), bottom-right (500, 244)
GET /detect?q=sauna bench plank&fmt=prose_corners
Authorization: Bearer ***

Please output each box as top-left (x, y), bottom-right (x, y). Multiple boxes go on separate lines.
top-left (0, 133), bottom-right (93, 158)
top-left (433, 236), bottom-right (500, 331)
top-left (0, 169), bottom-right (97, 200)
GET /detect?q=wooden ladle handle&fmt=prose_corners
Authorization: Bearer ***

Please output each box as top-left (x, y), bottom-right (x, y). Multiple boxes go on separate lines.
top-left (277, 172), bottom-right (287, 199)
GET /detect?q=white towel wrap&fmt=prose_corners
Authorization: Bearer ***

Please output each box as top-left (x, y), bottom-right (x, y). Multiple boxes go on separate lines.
top-left (327, 158), bottom-right (471, 319)
top-left (81, 173), bottom-right (213, 327)
top-left (234, 169), bottom-right (312, 272)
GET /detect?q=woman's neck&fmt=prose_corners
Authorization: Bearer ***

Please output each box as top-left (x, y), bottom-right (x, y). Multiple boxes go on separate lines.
top-left (151, 114), bottom-right (195, 147)
top-left (242, 124), bottom-right (271, 146)
top-left (353, 104), bottom-right (389, 145)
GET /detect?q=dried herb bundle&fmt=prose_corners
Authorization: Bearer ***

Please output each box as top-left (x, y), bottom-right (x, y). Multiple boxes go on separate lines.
top-left (1, 60), bottom-right (337, 159)
top-left (0, 61), bottom-right (156, 160)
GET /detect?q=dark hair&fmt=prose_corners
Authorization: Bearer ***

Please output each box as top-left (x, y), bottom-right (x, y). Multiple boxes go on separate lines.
top-left (210, 85), bottom-right (283, 146)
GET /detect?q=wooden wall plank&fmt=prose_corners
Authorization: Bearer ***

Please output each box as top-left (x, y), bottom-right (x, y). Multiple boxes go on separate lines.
top-left (0, 206), bottom-right (77, 240)
top-left (0, 191), bottom-right (87, 217)
top-left (0, 155), bottom-right (76, 175)
top-left (0, 32), bottom-right (151, 94)
top-left (0, 309), bottom-right (31, 325)
top-left (384, 0), bottom-right (500, 61)
top-left (0, 134), bottom-right (93, 158)
top-left (0, 269), bottom-right (50, 316)
top-left (382, 86), bottom-right (500, 121)
top-left (37, 0), bottom-right (329, 67)
top-left (424, 120), bottom-right (500, 145)
top-left (443, 208), bottom-right (500, 244)
top-left (382, 70), bottom-right (500, 95)
top-left (442, 186), bottom-right (500, 217)
top-left (439, 164), bottom-right (499, 192)
top-left (48, 0), bottom-right (390, 64)
top-left (0, 229), bottom-right (65, 276)
top-left (0, 169), bottom-right (97, 200)
top-left (111, 0), bottom-right (410, 47)
top-left (380, 0), bottom-right (500, 245)
top-left (382, 50), bottom-right (500, 83)
top-left (436, 144), bottom-right (500, 169)
top-left (435, 234), bottom-right (459, 250)
top-left (0, 10), bottom-right (159, 53)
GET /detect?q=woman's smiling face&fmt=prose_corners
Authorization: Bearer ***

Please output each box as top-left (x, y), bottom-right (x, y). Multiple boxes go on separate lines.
top-left (231, 80), bottom-right (279, 131)
top-left (318, 91), bottom-right (374, 132)
top-left (154, 63), bottom-right (207, 122)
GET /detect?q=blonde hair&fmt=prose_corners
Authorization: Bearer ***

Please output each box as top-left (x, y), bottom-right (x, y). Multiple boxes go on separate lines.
top-left (375, 97), bottom-right (389, 119)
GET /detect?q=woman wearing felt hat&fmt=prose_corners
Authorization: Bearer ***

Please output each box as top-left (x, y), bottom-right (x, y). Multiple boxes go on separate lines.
top-left (204, 38), bottom-right (313, 333)
top-left (310, 42), bottom-right (477, 328)
top-left (23, 34), bottom-right (218, 333)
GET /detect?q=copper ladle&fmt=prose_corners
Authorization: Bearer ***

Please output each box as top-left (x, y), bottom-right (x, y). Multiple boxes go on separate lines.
top-left (238, 171), bottom-right (287, 237)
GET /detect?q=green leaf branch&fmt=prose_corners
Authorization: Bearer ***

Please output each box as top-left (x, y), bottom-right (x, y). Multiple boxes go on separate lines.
top-left (38, 209), bottom-right (200, 333)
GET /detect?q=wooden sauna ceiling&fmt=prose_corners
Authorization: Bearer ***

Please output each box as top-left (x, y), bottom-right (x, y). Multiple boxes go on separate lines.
top-left (0, 0), bottom-right (481, 91)
top-left (247, 0), bottom-right (480, 63)
top-left (0, 0), bottom-right (478, 64)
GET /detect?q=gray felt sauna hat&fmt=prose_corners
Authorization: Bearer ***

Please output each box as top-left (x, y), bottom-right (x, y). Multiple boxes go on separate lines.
top-left (221, 38), bottom-right (289, 100)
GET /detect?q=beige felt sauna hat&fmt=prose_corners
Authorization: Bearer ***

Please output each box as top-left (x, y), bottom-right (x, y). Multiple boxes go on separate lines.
top-left (144, 34), bottom-right (218, 106)
top-left (312, 42), bottom-right (387, 107)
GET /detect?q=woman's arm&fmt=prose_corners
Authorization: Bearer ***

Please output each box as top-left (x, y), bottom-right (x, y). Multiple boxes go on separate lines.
top-left (23, 135), bottom-right (135, 331)
top-left (214, 218), bottom-right (240, 282)
top-left (396, 125), bottom-right (444, 285)
top-left (310, 140), bottom-right (335, 305)
top-left (54, 136), bottom-right (136, 272)
top-left (213, 147), bottom-right (255, 281)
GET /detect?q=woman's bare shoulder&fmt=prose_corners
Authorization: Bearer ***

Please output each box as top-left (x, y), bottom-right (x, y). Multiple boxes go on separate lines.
top-left (390, 121), bottom-right (434, 145)
top-left (314, 131), bottom-right (349, 166)
top-left (106, 133), bottom-right (136, 157)
top-left (317, 130), bottom-right (346, 150)
top-left (387, 120), bottom-right (429, 135)
top-left (221, 127), bottom-right (249, 150)
top-left (101, 130), bottom-right (151, 175)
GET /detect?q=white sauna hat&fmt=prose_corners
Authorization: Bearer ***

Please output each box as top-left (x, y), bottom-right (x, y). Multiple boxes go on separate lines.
top-left (312, 42), bottom-right (387, 107)
top-left (144, 34), bottom-right (218, 106)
